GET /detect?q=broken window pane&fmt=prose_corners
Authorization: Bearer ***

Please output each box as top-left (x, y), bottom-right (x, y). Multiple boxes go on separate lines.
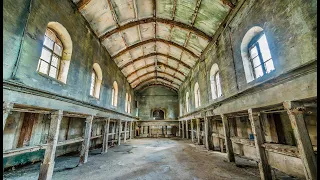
top-left (264, 59), bottom-right (275, 73)
top-left (254, 65), bottom-right (264, 78)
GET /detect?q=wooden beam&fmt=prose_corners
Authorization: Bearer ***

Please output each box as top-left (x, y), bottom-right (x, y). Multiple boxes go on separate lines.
top-left (204, 115), bottom-right (209, 149)
top-left (191, 119), bottom-right (194, 142)
top-left (221, 114), bottom-right (235, 162)
top-left (283, 101), bottom-right (317, 180)
top-left (136, 83), bottom-right (178, 93)
top-left (112, 38), bottom-right (199, 59)
top-left (120, 53), bottom-right (192, 70)
top-left (185, 120), bottom-right (189, 139)
top-left (196, 119), bottom-right (200, 144)
top-left (181, 121), bottom-right (185, 138)
top-left (248, 109), bottom-right (272, 180)
top-left (134, 76), bottom-right (180, 89)
top-left (118, 120), bottom-right (122, 145)
top-left (100, 18), bottom-right (211, 41)
top-left (77, 0), bottom-right (92, 10)
top-left (130, 121), bottom-right (133, 139)
top-left (79, 115), bottom-right (93, 164)
top-left (3, 102), bottom-right (14, 131)
top-left (124, 121), bottom-right (127, 143)
top-left (38, 110), bottom-right (63, 180)
top-left (102, 118), bottom-right (110, 153)
top-left (130, 71), bottom-right (183, 86)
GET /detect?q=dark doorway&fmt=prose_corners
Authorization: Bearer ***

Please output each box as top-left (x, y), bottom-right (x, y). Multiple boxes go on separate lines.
top-left (152, 109), bottom-right (165, 120)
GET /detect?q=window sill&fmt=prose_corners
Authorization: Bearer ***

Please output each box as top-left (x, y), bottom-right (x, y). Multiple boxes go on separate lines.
top-left (37, 72), bottom-right (66, 86)
top-left (89, 95), bottom-right (99, 100)
top-left (247, 70), bottom-right (276, 87)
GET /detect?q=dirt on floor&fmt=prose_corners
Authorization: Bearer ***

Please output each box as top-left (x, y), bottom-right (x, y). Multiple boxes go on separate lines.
top-left (3, 138), bottom-right (301, 180)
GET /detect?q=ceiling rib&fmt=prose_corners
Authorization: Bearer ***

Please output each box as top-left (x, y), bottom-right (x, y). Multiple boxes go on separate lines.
top-left (130, 71), bottom-right (183, 85)
top-left (137, 83), bottom-right (178, 92)
top-left (120, 52), bottom-right (191, 70)
top-left (112, 38), bottom-right (199, 59)
top-left (135, 79), bottom-right (178, 92)
top-left (77, 0), bottom-right (92, 10)
top-left (126, 62), bottom-right (185, 79)
top-left (133, 76), bottom-right (180, 88)
top-left (172, 0), bottom-right (177, 20)
top-left (99, 18), bottom-right (211, 41)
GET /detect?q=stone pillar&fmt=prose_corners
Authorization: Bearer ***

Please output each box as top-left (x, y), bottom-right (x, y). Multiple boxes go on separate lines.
top-left (191, 119), bottom-right (194, 142)
top-left (181, 121), bottom-right (185, 138)
top-left (118, 120), bottom-right (122, 145)
top-left (204, 116), bottom-right (209, 149)
top-left (38, 110), bottom-right (63, 180)
top-left (124, 121), bottom-right (127, 143)
top-left (179, 121), bottom-right (181, 137)
top-left (79, 115), bottom-right (93, 165)
top-left (102, 118), bottom-right (110, 153)
top-left (248, 109), bottom-right (272, 180)
top-left (283, 101), bottom-right (317, 180)
top-left (185, 120), bottom-right (189, 139)
top-left (3, 102), bottom-right (14, 131)
top-left (221, 114), bottom-right (235, 162)
top-left (140, 126), bottom-right (144, 136)
top-left (130, 121), bottom-right (133, 139)
top-left (196, 119), bottom-right (200, 144)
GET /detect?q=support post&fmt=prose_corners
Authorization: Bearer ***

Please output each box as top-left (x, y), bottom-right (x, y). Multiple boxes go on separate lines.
top-left (79, 115), bottom-right (93, 165)
top-left (181, 121), bottom-right (185, 138)
top-left (38, 110), bottom-right (63, 180)
top-left (179, 121), bottom-right (181, 137)
top-left (3, 102), bottom-right (14, 131)
top-left (118, 120), bottom-right (122, 145)
top-left (102, 118), bottom-right (110, 153)
top-left (221, 114), bottom-right (235, 162)
top-left (130, 121), bottom-right (133, 139)
top-left (191, 119), bottom-right (194, 142)
top-left (204, 116), bottom-right (209, 149)
top-left (248, 109), bottom-right (272, 180)
top-left (124, 121), bottom-right (127, 143)
top-left (283, 101), bottom-right (317, 180)
top-left (196, 119), bottom-right (200, 144)
top-left (185, 120), bottom-right (189, 139)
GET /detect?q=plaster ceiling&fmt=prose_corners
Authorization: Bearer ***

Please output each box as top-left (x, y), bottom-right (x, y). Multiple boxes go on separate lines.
top-left (72, 0), bottom-right (232, 92)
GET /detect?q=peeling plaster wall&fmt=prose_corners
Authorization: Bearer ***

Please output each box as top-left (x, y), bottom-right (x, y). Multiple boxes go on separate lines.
top-left (3, 0), bottom-right (135, 115)
top-left (136, 86), bottom-right (179, 120)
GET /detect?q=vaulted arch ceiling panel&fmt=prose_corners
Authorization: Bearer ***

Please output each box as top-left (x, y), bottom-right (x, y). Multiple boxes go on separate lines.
top-left (73, 0), bottom-right (233, 91)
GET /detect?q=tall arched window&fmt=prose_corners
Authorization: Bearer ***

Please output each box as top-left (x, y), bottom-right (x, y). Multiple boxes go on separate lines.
top-left (186, 92), bottom-right (190, 113)
top-left (241, 27), bottom-right (275, 82)
top-left (90, 63), bottom-right (102, 98)
top-left (37, 22), bottom-right (72, 83)
top-left (111, 81), bottom-right (118, 107)
top-left (128, 95), bottom-right (131, 113)
top-left (125, 92), bottom-right (128, 112)
top-left (210, 63), bottom-right (222, 100)
top-left (194, 82), bottom-right (201, 108)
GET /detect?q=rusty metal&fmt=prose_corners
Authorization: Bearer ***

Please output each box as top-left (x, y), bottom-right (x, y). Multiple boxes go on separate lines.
top-left (99, 18), bottom-right (212, 41)
top-left (126, 62), bottom-right (185, 78)
top-left (120, 53), bottom-right (191, 69)
top-left (130, 71), bottom-right (183, 85)
top-left (112, 38), bottom-right (199, 59)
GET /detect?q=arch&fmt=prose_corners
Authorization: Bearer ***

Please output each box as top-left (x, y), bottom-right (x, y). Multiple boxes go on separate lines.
top-left (128, 94), bottom-right (131, 114)
top-left (90, 63), bottom-right (102, 98)
top-left (186, 92), bottom-right (190, 113)
top-left (47, 22), bottom-right (73, 83)
top-left (194, 82), bottom-right (201, 108)
top-left (240, 26), bottom-right (264, 83)
top-left (135, 81), bottom-right (178, 92)
top-left (130, 71), bottom-right (183, 85)
top-left (210, 63), bottom-right (222, 100)
top-left (125, 92), bottom-right (128, 112)
top-left (112, 81), bottom-right (118, 107)
top-left (133, 76), bottom-right (180, 89)
top-left (152, 109), bottom-right (165, 120)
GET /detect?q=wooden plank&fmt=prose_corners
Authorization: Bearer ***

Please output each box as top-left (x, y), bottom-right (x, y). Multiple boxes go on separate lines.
top-left (102, 118), bottom-right (110, 153)
top-left (196, 119), bottom-right (200, 144)
top-left (283, 101), bottom-right (317, 180)
top-left (178, 121), bottom-right (181, 137)
top-left (185, 120), bottom-right (189, 139)
top-left (130, 121), bottom-right (133, 139)
top-left (118, 120), bottom-right (122, 145)
top-left (38, 110), bottom-right (63, 180)
top-left (248, 109), bottom-right (272, 180)
top-left (79, 115), bottom-right (93, 164)
top-left (221, 114), bottom-right (235, 162)
top-left (191, 119), bottom-right (194, 142)
top-left (204, 116), bottom-right (209, 149)
top-left (124, 121), bottom-right (127, 143)
top-left (181, 121), bottom-right (185, 138)
top-left (3, 102), bottom-right (14, 130)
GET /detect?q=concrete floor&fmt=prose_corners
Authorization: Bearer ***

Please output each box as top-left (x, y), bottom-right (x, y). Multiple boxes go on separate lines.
top-left (4, 138), bottom-right (300, 180)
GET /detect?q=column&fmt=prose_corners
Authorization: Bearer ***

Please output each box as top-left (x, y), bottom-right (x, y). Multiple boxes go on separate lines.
top-left (130, 121), bottom-right (133, 139)
top-left (118, 120), bottom-right (122, 145)
top-left (79, 115), bottom-right (93, 165)
top-left (204, 116), bottom-right (209, 149)
top-left (179, 121), bottom-right (181, 137)
top-left (191, 119), bottom-right (194, 142)
top-left (283, 101), bottom-right (317, 180)
top-left (3, 102), bottom-right (14, 131)
top-left (181, 121), bottom-right (185, 138)
top-left (38, 110), bottom-right (63, 180)
top-left (102, 118), bottom-right (110, 153)
top-left (196, 119), bottom-right (200, 144)
top-left (185, 120), bottom-right (189, 139)
top-left (248, 109), bottom-right (272, 180)
top-left (124, 121), bottom-right (127, 143)
top-left (221, 114), bottom-right (235, 162)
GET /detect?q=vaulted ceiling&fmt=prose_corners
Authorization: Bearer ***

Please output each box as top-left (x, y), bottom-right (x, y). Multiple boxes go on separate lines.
top-left (72, 0), bottom-right (233, 92)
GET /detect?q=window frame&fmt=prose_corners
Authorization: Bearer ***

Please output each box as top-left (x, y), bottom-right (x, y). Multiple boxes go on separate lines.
top-left (90, 70), bottom-right (97, 97)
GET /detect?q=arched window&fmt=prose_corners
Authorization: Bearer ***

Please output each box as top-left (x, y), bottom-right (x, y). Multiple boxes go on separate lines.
top-left (194, 82), bottom-right (201, 108)
top-left (210, 63), bottom-right (222, 100)
top-left (37, 22), bottom-right (72, 83)
top-left (241, 27), bottom-right (275, 82)
top-left (125, 93), bottom-right (128, 112)
top-left (128, 95), bottom-right (131, 113)
top-left (111, 81), bottom-right (118, 107)
top-left (90, 63), bottom-right (102, 98)
top-left (186, 92), bottom-right (190, 113)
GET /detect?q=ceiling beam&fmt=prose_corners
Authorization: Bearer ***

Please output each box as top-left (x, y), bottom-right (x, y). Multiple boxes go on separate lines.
top-left (99, 18), bottom-right (211, 41)
top-left (136, 84), bottom-right (178, 93)
top-left (125, 62), bottom-right (185, 79)
top-left (120, 52), bottom-right (191, 70)
top-left (112, 38), bottom-right (199, 59)
top-left (76, 0), bottom-right (92, 10)
top-left (130, 71), bottom-right (183, 85)
top-left (135, 79), bottom-right (179, 91)
top-left (133, 76), bottom-right (180, 89)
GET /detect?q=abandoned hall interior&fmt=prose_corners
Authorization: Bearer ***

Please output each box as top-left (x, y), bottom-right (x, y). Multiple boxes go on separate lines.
top-left (3, 0), bottom-right (317, 179)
